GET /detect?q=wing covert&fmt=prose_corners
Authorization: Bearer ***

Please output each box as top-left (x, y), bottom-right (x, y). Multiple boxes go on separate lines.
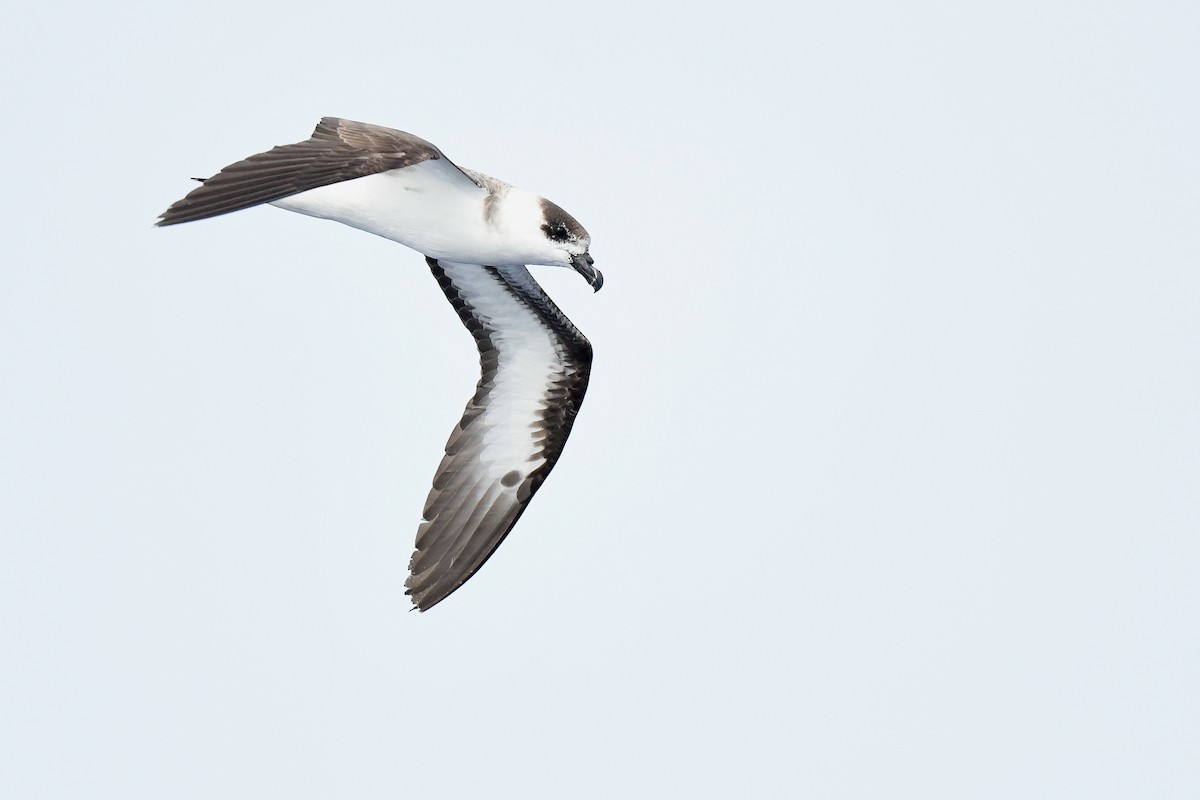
top-left (157, 117), bottom-right (475, 226)
top-left (406, 259), bottom-right (592, 611)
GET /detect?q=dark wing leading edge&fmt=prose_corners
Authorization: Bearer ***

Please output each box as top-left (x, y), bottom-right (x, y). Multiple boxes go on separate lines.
top-left (407, 259), bottom-right (593, 611)
top-left (157, 117), bottom-right (477, 226)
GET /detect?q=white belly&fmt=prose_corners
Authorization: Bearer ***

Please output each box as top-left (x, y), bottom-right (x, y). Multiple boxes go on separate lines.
top-left (270, 160), bottom-right (495, 262)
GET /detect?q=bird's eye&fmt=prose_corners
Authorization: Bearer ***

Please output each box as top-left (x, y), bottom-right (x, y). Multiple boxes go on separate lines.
top-left (543, 222), bottom-right (571, 242)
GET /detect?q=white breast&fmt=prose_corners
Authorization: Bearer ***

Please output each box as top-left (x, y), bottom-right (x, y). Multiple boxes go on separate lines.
top-left (269, 159), bottom-right (498, 263)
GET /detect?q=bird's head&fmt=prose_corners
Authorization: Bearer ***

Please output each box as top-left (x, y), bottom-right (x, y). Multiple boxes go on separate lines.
top-left (492, 190), bottom-right (601, 291)
top-left (538, 198), bottom-right (602, 292)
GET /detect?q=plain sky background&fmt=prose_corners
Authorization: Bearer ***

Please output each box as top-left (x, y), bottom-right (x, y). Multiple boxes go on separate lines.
top-left (2, 1), bottom-right (1197, 797)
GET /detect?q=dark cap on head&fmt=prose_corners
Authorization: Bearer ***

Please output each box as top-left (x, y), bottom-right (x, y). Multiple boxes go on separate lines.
top-left (539, 198), bottom-right (589, 243)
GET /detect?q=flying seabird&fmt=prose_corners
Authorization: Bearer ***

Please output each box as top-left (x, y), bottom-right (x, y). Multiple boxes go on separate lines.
top-left (158, 117), bottom-right (600, 611)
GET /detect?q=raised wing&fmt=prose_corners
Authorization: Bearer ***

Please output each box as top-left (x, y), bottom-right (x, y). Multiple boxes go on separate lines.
top-left (157, 117), bottom-right (479, 226)
top-left (407, 259), bottom-right (593, 611)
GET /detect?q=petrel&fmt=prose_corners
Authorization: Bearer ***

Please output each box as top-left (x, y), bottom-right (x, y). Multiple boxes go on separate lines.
top-left (158, 117), bottom-right (600, 611)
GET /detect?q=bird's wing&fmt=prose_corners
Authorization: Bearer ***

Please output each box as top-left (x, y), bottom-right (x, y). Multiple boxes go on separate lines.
top-left (407, 259), bottom-right (593, 611)
top-left (157, 117), bottom-right (482, 226)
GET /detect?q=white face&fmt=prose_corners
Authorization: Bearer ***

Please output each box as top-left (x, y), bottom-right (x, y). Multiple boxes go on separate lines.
top-left (492, 189), bottom-right (591, 268)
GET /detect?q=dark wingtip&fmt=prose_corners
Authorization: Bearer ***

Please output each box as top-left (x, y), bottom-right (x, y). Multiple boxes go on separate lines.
top-left (155, 176), bottom-right (212, 227)
top-left (155, 207), bottom-right (185, 227)
top-left (404, 585), bottom-right (446, 613)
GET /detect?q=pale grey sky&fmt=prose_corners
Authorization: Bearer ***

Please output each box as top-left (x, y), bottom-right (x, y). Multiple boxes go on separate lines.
top-left (2, 1), bottom-right (1198, 797)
